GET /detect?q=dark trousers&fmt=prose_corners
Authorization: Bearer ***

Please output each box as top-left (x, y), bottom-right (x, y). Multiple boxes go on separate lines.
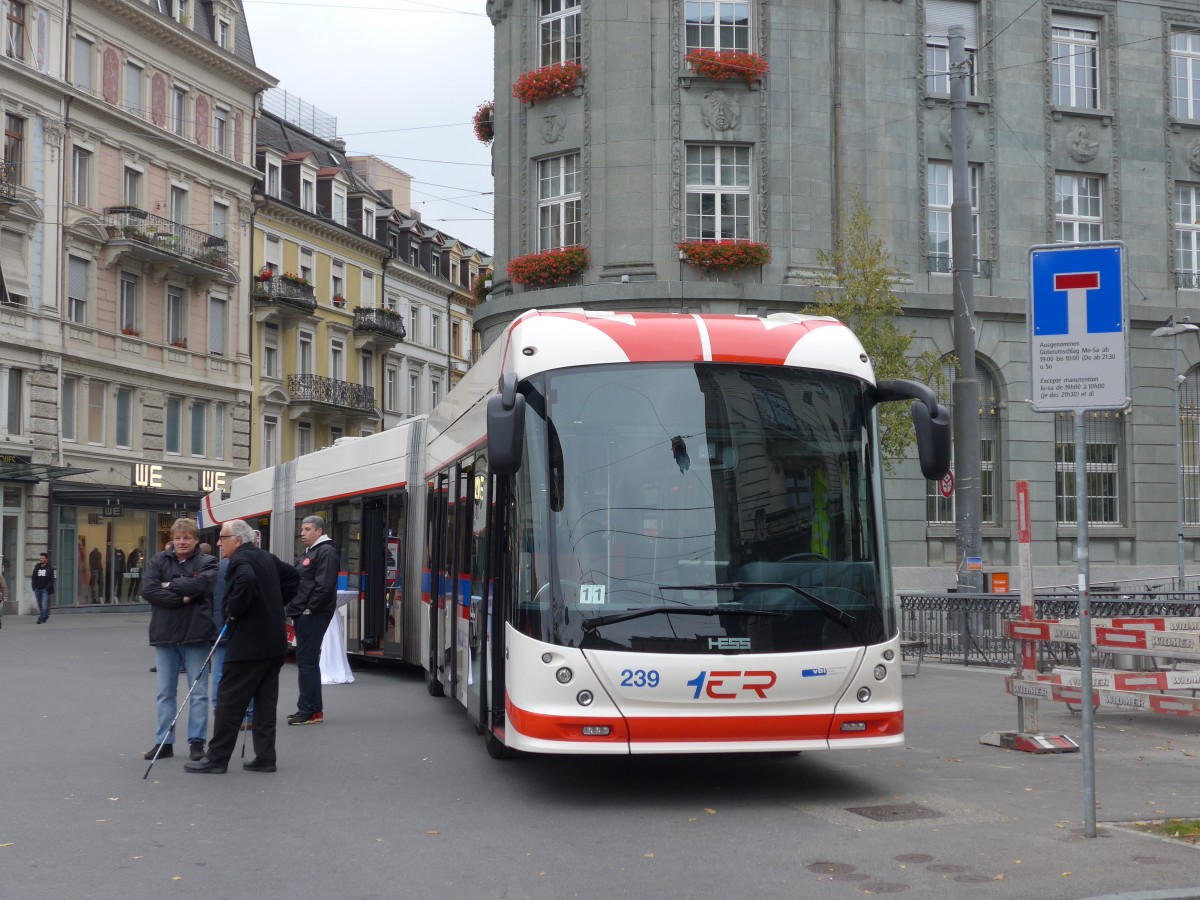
top-left (206, 655), bottom-right (284, 765)
top-left (294, 611), bottom-right (334, 715)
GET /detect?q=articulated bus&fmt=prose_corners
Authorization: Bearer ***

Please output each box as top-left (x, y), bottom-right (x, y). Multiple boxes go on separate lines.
top-left (201, 310), bottom-right (949, 757)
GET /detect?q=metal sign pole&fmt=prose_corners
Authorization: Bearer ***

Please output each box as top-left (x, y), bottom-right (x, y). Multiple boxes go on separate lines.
top-left (1074, 411), bottom-right (1097, 838)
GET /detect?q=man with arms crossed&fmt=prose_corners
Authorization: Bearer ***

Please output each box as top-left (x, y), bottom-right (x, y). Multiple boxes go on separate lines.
top-left (187, 518), bottom-right (299, 773)
top-left (286, 515), bottom-right (338, 725)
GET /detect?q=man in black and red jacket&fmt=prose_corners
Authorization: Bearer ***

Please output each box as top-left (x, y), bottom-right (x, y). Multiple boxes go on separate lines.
top-left (285, 515), bottom-right (338, 726)
top-left (186, 518), bottom-right (298, 774)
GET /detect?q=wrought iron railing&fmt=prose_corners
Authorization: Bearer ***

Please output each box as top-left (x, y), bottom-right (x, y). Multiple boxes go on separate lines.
top-left (252, 276), bottom-right (317, 313)
top-left (287, 374), bottom-right (375, 413)
top-left (0, 162), bottom-right (16, 201)
top-left (899, 591), bottom-right (1200, 669)
top-left (103, 207), bottom-right (231, 268)
top-left (927, 254), bottom-right (993, 277)
top-left (352, 307), bottom-right (406, 342)
top-left (1177, 271), bottom-right (1200, 290)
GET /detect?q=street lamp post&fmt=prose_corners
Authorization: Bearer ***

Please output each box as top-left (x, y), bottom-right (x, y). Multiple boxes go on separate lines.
top-left (1151, 316), bottom-right (1200, 589)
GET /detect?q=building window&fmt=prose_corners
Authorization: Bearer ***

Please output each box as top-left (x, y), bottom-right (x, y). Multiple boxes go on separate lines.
top-left (211, 201), bottom-right (228, 241)
top-left (165, 396), bottom-right (182, 454)
top-left (1182, 371), bottom-right (1200, 525)
top-left (362, 270), bottom-right (374, 305)
top-left (385, 366), bottom-right (398, 412)
top-left (266, 158), bottom-right (281, 197)
top-left (925, 0), bottom-right (978, 95)
top-left (299, 247), bottom-right (314, 284)
top-left (6, 0), bottom-right (25, 60)
top-left (1055, 174), bottom-right (1102, 243)
top-left (73, 34), bottom-right (93, 91)
top-left (540, 0), bottom-right (580, 66)
top-left (685, 144), bottom-right (751, 241)
top-left (190, 400), bottom-right (206, 456)
top-left (115, 387), bottom-right (133, 449)
top-left (124, 61), bottom-right (143, 117)
top-left (1172, 32), bottom-right (1200, 120)
top-left (431, 378), bottom-right (441, 408)
top-left (927, 161), bottom-right (980, 271)
top-left (362, 204), bottom-right (375, 238)
top-left (299, 331), bottom-right (313, 374)
top-left (213, 106), bottom-right (227, 155)
top-left (431, 250), bottom-right (441, 276)
top-left (331, 261), bottom-right (344, 304)
top-left (4, 113), bottom-right (24, 183)
top-left (172, 86), bottom-right (187, 137)
top-left (408, 306), bottom-right (419, 344)
top-left (1055, 411), bottom-right (1122, 524)
top-left (409, 373), bottom-right (419, 414)
top-left (62, 376), bottom-right (77, 442)
top-left (263, 323), bottom-right (279, 379)
top-left (208, 296), bottom-right (227, 355)
top-left (431, 314), bottom-right (440, 349)
top-left (332, 188), bottom-right (346, 225)
top-left (926, 356), bottom-right (999, 525)
top-left (330, 425), bottom-right (344, 444)
top-left (88, 380), bottom-right (105, 445)
top-left (684, 0), bottom-right (749, 54)
top-left (1177, 184), bottom-right (1200, 289)
top-left (263, 415), bottom-right (278, 465)
top-left (119, 272), bottom-right (138, 332)
top-left (360, 349), bottom-right (373, 388)
top-left (67, 255), bottom-right (88, 324)
top-left (213, 401), bottom-right (225, 460)
top-left (301, 176), bottom-right (315, 212)
top-left (263, 234), bottom-right (281, 272)
top-left (297, 421), bottom-right (313, 456)
top-left (1052, 16), bottom-right (1099, 110)
top-left (71, 147), bottom-right (92, 206)
top-left (123, 167), bottom-right (142, 206)
top-left (451, 321), bottom-right (461, 358)
top-left (170, 185), bottom-right (188, 225)
top-left (4, 367), bottom-right (21, 435)
top-left (217, 18), bottom-right (230, 50)
top-left (330, 338), bottom-right (344, 381)
top-left (166, 285), bottom-right (185, 345)
top-left (537, 152), bottom-right (581, 250)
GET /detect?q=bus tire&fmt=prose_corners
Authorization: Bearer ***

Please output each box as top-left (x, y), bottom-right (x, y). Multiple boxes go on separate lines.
top-left (426, 670), bottom-right (445, 697)
top-left (485, 730), bottom-right (517, 759)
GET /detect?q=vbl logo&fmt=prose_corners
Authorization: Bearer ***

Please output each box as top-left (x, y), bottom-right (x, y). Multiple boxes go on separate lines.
top-left (686, 670), bottom-right (776, 700)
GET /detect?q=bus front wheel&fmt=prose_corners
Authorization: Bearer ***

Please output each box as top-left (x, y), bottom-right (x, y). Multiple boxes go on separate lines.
top-left (485, 730), bottom-right (517, 760)
top-left (426, 669), bottom-right (445, 697)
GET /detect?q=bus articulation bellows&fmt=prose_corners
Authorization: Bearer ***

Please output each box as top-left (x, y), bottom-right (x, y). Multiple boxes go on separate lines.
top-left (201, 310), bottom-right (949, 757)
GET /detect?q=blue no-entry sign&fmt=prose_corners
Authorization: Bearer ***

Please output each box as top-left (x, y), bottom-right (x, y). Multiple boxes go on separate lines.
top-left (1028, 242), bottom-right (1129, 412)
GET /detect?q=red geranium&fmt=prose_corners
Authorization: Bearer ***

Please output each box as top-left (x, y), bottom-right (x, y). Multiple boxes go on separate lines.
top-left (677, 240), bottom-right (770, 272)
top-left (508, 247), bottom-right (588, 287)
top-left (473, 101), bottom-right (494, 144)
top-left (512, 62), bottom-right (586, 105)
top-left (685, 49), bottom-right (769, 83)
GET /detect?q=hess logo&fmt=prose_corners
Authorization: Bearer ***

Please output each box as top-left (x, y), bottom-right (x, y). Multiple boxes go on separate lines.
top-left (687, 670), bottom-right (777, 700)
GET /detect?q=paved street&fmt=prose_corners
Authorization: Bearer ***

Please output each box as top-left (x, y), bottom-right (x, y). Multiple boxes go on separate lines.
top-left (2, 611), bottom-right (1199, 900)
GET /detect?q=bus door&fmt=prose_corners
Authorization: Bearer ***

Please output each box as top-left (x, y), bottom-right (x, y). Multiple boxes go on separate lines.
top-left (359, 498), bottom-right (386, 653)
top-left (425, 474), bottom-right (450, 696)
top-left (464, 456), bottom-right (489, 728)
top-left (450, 462), bottom-right (471, 707)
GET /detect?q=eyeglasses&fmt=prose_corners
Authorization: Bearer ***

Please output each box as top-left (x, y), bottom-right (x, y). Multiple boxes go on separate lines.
top-left (218, 533), bottom-right (235, 541)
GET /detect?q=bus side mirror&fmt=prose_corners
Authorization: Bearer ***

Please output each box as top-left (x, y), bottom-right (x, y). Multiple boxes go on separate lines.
top-left (487, 373), bottom-right (526, 475)
top-left (877, 379), bottom-right (951, 481)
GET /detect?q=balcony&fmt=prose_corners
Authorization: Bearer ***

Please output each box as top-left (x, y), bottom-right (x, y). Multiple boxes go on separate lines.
top-left (0, 163), bottom-right (15, 203)
top-left (1178, 271), bottom-right (1200, 290)
top-left (103, 207), bottom-right (232, 278)
top-left (252, 276), bottom-right (318, 318)
top-left (352, 306), bottom-right (406, 349)
top-left (287, 374), bottom-right (375, 417)
top-left (928, 254), bottom-right (994, 278)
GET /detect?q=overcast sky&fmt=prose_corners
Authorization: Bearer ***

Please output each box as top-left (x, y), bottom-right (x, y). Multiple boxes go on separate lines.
top-left (243, 0), bottom-right (497, 254)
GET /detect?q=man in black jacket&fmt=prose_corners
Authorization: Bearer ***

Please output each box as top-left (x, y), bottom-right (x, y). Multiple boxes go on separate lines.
top-left (31, 552), bottom-right (54, 623)
top-left (285, 515), bottom-right (338, 726)
top-left (141, 518), bottom-right (218, 762)
top-left (187, 518), bottom-right (299, 774)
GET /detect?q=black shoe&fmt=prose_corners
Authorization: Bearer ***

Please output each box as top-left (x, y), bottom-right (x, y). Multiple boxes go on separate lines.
top-left (189, 740), bottom-right (206, 761)
top-left (184, 758), bottom-right (227, 774)
top-left (149, 666), bottom-right (157, 672)
top-left (243, 758), bottom-right (277, 773)
top-left (287, 711), bottom-right (324, 726)
top-left (143, 743), bottom-right (173, 760)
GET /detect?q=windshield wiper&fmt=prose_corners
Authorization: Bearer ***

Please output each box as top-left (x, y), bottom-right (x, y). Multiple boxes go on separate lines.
top-left (581, 605), bottom-right (784, 631)
top-left (661, 582), bottom-right (858, 628)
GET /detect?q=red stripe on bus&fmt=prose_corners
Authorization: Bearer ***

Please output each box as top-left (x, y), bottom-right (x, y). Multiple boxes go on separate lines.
top-left (506, 697), bottom-right (630, 743)
top-left (297, 479), bottom-right (408, 507)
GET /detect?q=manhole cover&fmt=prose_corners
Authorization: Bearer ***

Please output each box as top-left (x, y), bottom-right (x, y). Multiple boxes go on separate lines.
top-left (846, 803), bottom-right (942, 822)
top-left (806, 862), bottom-right (856, 875)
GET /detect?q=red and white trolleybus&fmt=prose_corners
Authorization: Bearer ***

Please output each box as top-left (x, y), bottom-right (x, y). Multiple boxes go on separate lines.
top-left (202, 310), bottom-right (948, 757)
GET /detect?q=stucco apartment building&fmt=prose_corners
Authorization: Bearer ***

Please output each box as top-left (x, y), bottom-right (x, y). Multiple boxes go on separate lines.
top-left (1, 0), bottom-right (272, 609)
top-left (476, 0), bottom-right (1200, 590)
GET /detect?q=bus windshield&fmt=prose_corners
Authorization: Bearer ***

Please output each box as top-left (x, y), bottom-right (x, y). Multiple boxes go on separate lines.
top-left (511, 363), bottom-right (891, 654)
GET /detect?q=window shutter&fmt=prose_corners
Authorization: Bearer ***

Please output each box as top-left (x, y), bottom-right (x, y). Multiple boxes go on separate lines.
top-left (68, 255), bottom-right (88, 301)
top-left (927, 0), bottom-right (979, 47)
top-left (1052, 14), bottom-right (1099, 35)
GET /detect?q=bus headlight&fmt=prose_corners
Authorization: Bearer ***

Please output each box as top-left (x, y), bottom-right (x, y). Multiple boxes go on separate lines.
top-left (541, 652), bottom-right (553, 663)
top-left (856, 687), bottom-right (872, 703)
top-left (874, 664), bottom-right (887, 681)
top-left (577, 690), bottom-right (594, 706)
top-left (556, 667), bottom-right (573, 684)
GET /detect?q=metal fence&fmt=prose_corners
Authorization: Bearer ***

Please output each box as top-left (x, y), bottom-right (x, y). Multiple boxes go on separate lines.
top-left (899, 591), bottom-right (1200, 669)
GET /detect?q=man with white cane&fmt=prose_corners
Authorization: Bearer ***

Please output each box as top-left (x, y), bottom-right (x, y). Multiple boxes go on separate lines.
top-left (186, 519), bottom-right (298, 774)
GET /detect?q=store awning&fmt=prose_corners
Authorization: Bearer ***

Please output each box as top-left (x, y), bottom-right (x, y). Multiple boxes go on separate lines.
top-left (0, 459), bottom-right (96, 483)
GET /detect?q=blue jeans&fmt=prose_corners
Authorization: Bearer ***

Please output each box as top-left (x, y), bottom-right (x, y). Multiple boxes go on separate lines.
top-left (154, 643), bottom-right (211, 746)
top-left (294, 611), bottom-right (334, 715)
top-left (34, 589), bottom-right (51, 621)
top-left (210, 643), bottom-right (253, 721)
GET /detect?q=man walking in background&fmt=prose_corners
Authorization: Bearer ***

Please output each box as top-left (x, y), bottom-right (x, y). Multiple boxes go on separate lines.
top-left (187, 518), bottom-right (298, 774)
top-left (286, 515), bottom-right (337, 725)
top-left (31, 552), bottom-right (54, 623)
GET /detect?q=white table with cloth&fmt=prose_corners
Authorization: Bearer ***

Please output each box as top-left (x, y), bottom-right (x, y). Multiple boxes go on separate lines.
top-left (319, 589), bottom-right (356, 685)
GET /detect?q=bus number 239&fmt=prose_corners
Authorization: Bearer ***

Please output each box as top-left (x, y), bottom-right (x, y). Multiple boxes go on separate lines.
top-left (687, 670), bottom-right (777, 700)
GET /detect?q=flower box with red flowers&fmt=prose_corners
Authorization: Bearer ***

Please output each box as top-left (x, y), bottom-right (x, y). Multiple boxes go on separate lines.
top-left (508, 247), bottom-right (589, 288)
top-left (473, 101), bottom-right (495, 144)
top-left (256, 267), bottom-right (272, 283)
top-left (677, 240), bottom-right (770, 272)
top-left (684, 49), bottom-right (769, 84)
top-left (512, 62), bottom-right (586, 105)
top-left (332, 294), bottom-right (346, 308)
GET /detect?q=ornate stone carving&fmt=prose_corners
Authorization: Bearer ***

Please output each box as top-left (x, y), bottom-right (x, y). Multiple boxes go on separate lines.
top-left (701, 90), bottom-right (740, 132)
top-left (540, 114), bottom-right (565, 144)
top-left (939, 112), bottom-right (972, 149)
top-left (1067, 124), bottom-right (1099, 162)
top-left (1187, 138), bottom-right (1200, 175)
